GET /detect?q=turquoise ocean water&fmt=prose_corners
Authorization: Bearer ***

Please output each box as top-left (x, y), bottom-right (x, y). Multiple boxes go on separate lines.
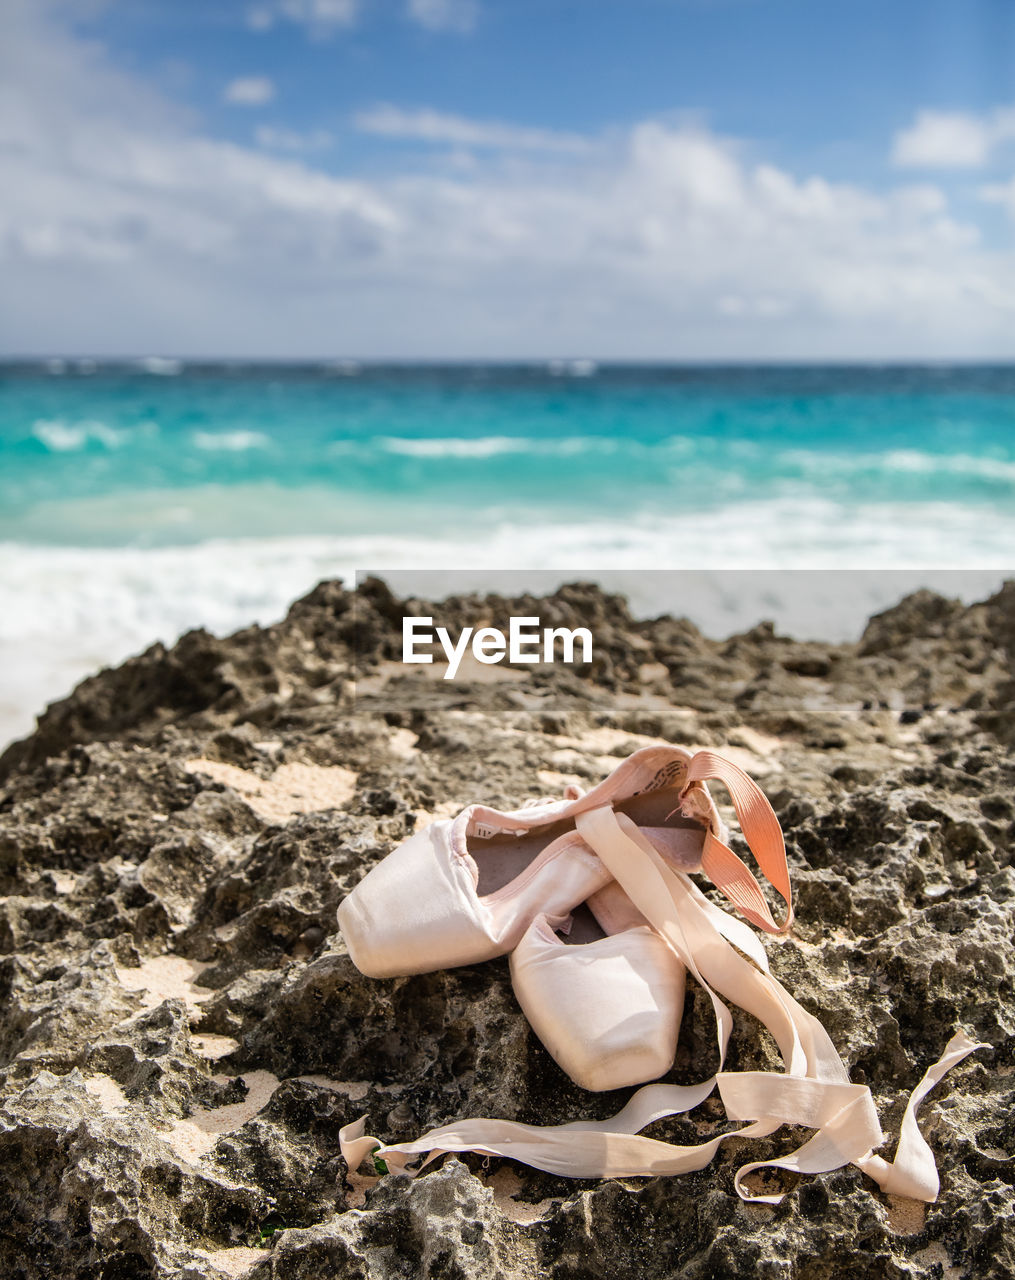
top-left (1, 360), bottom-right (1013, 741)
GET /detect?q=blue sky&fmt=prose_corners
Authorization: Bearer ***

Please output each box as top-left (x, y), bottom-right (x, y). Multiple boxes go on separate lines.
top-left (76, 0), bottom-right (1015, 179)
top-left (1, 0), bottom-right (1013, 358)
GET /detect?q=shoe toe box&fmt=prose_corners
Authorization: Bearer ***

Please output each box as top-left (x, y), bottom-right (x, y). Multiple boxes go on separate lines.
top-left (337, 821), bottom-right (492, 977)
top-left (511, 924), bottom-right (685, 1092)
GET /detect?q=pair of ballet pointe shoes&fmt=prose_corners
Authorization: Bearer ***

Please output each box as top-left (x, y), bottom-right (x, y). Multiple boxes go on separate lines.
top-left (338, 743), bottom-right (984, 1202)
top-left (339, 745), bottom-right (765, 1091)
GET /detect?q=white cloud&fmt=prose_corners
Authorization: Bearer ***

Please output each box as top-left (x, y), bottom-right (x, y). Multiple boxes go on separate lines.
top-left (246, 7), bottom-right (275, 31)
top-left (255, 124), bottom-right (333, 151)
top-left (980, 176), bottom-right (1015, 219)
top-left (223, 76), bottom-right (276, 106)
top-left (892, 106), bottom-right (1015, 168)
top-left (249, 0), bottom-right (475, 35)
top-left (247, 0), bottom-right (358, 34)
top-left (407, 0), bottom-right (478, 34)
top-left (1, 1), bottom-right (1013, 359)
top-left (355, 105), bottom-right (590, 153)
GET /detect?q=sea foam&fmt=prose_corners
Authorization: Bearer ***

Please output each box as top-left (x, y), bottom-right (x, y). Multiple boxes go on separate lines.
top-left (378, 435), bottom-right (598, 459)
top-left (191, 430), bottom-right (271, 452)
top-left (32, 419), bottom-right (130, 451)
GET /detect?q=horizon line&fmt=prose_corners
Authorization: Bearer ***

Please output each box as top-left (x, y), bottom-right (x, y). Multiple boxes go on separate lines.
top-left (3, 355), bottom-right (1015, 369)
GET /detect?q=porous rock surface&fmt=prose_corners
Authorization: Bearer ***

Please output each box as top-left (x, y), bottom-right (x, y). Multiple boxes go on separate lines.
top-left (0, 577), bottom-right (1013, 1279)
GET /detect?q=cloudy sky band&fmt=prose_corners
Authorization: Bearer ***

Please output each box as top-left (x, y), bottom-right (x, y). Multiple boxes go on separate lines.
top-left (1, 0), bottom-right (1012, 358)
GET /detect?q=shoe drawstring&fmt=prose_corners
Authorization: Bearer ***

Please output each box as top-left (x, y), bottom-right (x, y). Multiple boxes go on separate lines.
top-left (520, 783), bottom-right (585, 810)
top-left (677, 750), bottom-right (793, 936)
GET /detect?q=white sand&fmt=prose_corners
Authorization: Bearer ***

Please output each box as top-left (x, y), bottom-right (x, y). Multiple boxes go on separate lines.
top-left (164, 1069), bottom-right (282, 1163)
top-left (190, 1034), bottom-right (242, 1061)
top-left (199, 1247), bottom-right (270, 1277)
top-left (486, 1168), bottom-right (559, 1223)
top-left (184, 759), bottom-right (358, 824)
top-left (163, 1072), bottom-right (374, 1165)
top-left (114, 955), bottom-right (214, 1014)
top-left (388, 727), bottom-right (419, 759)
top-left (83, 1073), bottom-right (129, 1112)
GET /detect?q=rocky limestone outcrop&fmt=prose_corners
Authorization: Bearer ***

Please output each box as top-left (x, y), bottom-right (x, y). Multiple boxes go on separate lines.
top-left (0, 578), bottom-right (1012, 1278)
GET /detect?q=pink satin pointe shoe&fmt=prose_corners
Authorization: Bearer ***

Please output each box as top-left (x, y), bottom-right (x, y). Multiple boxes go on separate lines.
top-left (337, 745), bottom-right (725, 980)
top-left (510, 882), bottom-right (686, 1092)
top-left (337, 817), bottom-right (612, 978)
